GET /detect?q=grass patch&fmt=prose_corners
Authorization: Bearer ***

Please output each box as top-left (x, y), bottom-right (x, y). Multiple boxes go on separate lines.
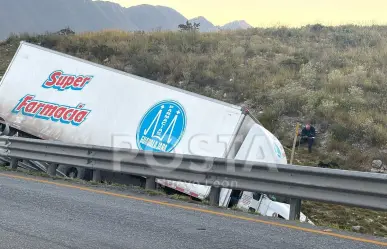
top-left (100, 181), bottom-right (127, 188)
top-left (145, 189), bottom-right (167, 196)
top-left (3, 26), bottom-right (387, 170)
top-left (0, 165), bottom-right (14, 172)
top-left (201, 199), bottom-right (210, 206)
top-left (2, 27), bottom-right (387, 170)
top-left (229, 205), bottom-right (262, 216)
top-left (302, 201), bottom-right (387, 237)
top-left (248, 210), bottom-right (262, 216)
top-left (169, 193), bottom-right (191, 201)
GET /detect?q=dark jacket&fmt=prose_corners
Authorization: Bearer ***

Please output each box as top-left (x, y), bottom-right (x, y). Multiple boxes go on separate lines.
top-left (301, 126), bottom-right (316, 137)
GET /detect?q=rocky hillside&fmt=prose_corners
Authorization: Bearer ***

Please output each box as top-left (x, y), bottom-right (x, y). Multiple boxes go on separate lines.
top-left (1, 25), bottom-right (387, 237)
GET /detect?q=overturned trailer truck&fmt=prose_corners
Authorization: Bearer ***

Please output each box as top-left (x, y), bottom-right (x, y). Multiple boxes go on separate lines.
top-left (0, 41), bottom-right (312, 223)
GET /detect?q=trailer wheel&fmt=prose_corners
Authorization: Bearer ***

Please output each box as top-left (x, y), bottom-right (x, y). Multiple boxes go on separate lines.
top-left (68, 168), bottom-right (77, 178)
top-left (66, 167), bottom-right (86, 180)
top-left (0, 117), bottom-right (10, 136)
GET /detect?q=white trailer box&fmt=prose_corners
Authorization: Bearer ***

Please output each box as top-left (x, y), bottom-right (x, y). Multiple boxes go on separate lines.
top-left (0, 42), bottom-right (311, 223)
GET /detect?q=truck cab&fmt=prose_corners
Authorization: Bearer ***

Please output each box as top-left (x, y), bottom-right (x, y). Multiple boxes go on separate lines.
top-left (215, 116), bottom-right (312, 223)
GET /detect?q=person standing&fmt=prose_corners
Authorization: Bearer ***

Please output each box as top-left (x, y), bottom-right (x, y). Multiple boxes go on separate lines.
top-left (300, 122), bottom-right (316, 153)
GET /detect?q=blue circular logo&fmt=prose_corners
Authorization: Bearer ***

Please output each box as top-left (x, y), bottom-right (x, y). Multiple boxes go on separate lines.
top-left (136, 100), bottom-right (187, 153)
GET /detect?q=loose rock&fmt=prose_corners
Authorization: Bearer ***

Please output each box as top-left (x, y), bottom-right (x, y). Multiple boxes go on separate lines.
top-left (372, 160), bottom-right (383, 169)
top-left (371, 168), bottom-right (385, 173)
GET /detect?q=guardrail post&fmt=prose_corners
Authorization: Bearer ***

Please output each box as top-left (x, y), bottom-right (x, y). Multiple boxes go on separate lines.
top-left (47, 163), bottom-right (58, 177)
top-left (145, 176), bottom-right (156, 190)
top-left (92, 169), bottom-right (101, 182)
top-left (10, 158), bottom-right (19, 169)
top-left (209, 187), bottom-right (221, 206)
top-left (289, 198), bottom-right (301, 221)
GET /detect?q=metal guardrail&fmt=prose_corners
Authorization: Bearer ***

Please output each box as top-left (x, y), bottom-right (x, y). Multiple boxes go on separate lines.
top-left (0, 155), bottom-right (67, 177)
top-left (0, 136), bottom-right (387, 217)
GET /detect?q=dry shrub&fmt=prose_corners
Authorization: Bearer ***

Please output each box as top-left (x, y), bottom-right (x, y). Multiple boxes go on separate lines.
top-left (2, 26), bottom-right (387, 171)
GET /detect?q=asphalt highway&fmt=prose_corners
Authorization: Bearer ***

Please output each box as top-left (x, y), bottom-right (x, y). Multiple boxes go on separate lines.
top-left (0, 172), bottom-right (386, 249)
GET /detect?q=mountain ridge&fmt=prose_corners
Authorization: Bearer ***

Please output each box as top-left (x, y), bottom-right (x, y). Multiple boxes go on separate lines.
top-left (0, 0), bottom-right (253, 40)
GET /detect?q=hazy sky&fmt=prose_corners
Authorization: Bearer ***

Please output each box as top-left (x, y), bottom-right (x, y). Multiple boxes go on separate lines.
top-left (112, 0), bottom-right (386, 27)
